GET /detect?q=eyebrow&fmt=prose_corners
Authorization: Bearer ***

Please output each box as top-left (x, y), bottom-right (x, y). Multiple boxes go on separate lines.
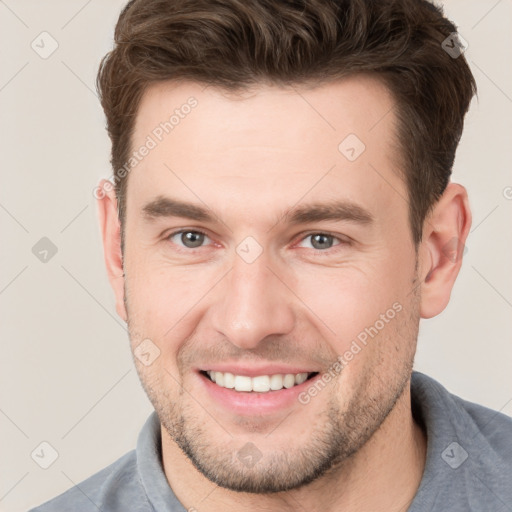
top-left (142, 196), bottom-right (374, 226)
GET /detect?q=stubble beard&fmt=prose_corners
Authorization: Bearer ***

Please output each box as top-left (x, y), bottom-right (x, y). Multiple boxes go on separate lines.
top-left (127, 280), bottom-right (421, 494)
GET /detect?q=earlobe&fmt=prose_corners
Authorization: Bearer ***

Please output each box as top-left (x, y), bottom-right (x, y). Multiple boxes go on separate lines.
top-left (419, 183), bottom-right (472, 319)
top-left (97, 180), bottom-right (127, 322)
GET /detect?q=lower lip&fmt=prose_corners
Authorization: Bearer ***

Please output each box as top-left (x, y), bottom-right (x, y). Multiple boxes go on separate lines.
top-left (198, 371), bottom-right (322, 415)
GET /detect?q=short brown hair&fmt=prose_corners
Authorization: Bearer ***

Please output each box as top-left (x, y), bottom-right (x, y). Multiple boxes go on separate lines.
top-left (96, 0), bottom-right (476, 246)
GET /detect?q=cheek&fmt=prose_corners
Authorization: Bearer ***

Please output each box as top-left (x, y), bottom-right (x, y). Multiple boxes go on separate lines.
top-left (125, 253), bottom-right (200, 323)
top-left (291, 253), bottom-right (416, 383)
top-left (124, 257), bottom-right (216, 370)
top-left (297, 261), bottom-right (406, 333)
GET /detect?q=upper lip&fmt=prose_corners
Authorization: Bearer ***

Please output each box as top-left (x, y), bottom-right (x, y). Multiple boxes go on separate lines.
top-left (198, 364), bottom-right (319, 377)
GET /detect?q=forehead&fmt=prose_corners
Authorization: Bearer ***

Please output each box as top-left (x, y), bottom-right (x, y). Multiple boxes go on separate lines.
top-left (127, 76), bottom-right (405, 226)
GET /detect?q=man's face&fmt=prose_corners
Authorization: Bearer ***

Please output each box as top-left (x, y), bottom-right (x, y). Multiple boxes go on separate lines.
top-left (122, 76), bottom-right (421, 492)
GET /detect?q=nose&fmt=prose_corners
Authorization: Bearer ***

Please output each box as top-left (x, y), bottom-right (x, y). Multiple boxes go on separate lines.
top-left (209, 254), bottom-right (295, 350)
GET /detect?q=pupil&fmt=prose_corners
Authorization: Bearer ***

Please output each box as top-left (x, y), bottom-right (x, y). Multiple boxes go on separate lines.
top-left (182, 231), bottom-right (204, 248)
top-left (312, 234), bottom-right (332, 250)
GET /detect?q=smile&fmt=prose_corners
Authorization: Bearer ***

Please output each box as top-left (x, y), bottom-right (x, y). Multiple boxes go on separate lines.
top-left (202, 370), bottom-right (319, 393)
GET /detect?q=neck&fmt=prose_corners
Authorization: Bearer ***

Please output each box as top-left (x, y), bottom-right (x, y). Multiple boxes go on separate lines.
top-left (161, 381), bottom-right (427, 512)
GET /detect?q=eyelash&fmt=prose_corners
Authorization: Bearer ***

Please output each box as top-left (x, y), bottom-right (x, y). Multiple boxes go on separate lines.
top-left (164, 229), bottom-right (350, 254)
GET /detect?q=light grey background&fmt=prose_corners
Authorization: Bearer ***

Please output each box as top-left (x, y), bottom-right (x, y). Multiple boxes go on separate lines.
top-left (1, 1), bottom-right (511, 511)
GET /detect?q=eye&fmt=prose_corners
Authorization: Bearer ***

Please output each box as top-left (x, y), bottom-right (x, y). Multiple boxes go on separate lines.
top-left (297, 233), bottom-right (344, 251)
top-left (166, 229), bottom-right (211, 249)
top-left (164, 230), bottom-right (348, 253)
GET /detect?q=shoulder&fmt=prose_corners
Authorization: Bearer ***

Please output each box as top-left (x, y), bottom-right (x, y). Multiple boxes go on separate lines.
top-left (410, 372), bottom-right (512, 510)
top-left (412, 371), bottom-right (512, 458)
top-left (447, 382), bottom-right (512, 478)
top-left (29, 450), bottom-right (152, 512)
top-left (452, 391), bottom-right (512, 451)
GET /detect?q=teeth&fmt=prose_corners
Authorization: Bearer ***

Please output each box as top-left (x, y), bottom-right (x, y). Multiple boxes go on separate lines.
top-left (295, 372), bottom-right (308, 385)
top-left (206, 371), bottom-right (311, 392)
top-left (269, 374), bottom-right (283, 390)
top-left (283, 374), bottom-right (295, 389)
top-left (215, 372), bottom-right (224, 386)
top-left (252, 375), bottom-right (270, 392)
top-left (223, 372), bottom-right (235, 389)
top-left (234, 375), bottom-right (252, 392)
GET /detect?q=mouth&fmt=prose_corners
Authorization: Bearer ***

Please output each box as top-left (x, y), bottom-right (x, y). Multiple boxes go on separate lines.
top-left (200, 370), bottom-right (320, 393)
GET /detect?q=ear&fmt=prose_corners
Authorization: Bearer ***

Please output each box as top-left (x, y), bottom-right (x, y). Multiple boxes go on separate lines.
top-left (96, 179), bottom-right (127, 322)
top-left (418, 182), bottom-right (472, 319)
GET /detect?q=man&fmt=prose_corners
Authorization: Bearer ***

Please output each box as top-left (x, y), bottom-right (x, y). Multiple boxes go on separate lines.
top-left (31, 0), bottom-right (512, 511)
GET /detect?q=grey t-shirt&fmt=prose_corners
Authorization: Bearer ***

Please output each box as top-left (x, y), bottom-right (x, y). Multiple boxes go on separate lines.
top-left (29, 372), bottom-right (512, 511)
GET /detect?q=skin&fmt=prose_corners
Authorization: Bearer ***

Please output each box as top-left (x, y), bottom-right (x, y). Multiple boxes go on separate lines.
top-left (98, 75), bottom-right (471, 511)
